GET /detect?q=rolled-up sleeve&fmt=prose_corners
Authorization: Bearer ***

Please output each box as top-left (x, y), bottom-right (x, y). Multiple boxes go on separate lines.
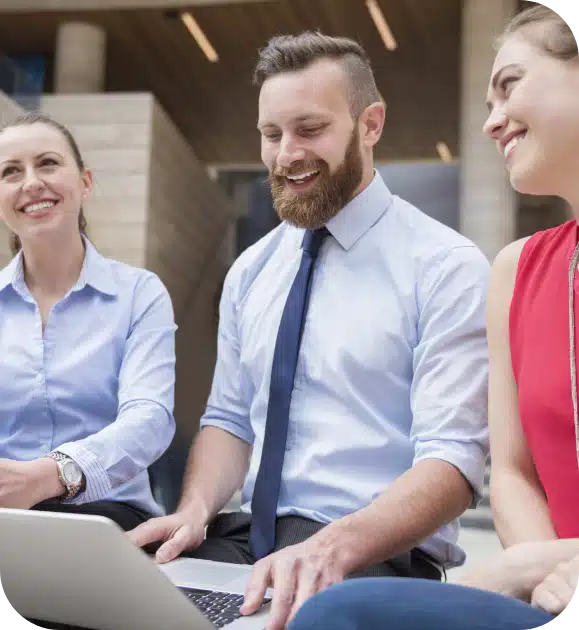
top-left (411, 245), bottom-right (490, 504)
top-left (58, 273), bottom-right (177, 504)
top-left (200, 266), bottom-right (254, 445)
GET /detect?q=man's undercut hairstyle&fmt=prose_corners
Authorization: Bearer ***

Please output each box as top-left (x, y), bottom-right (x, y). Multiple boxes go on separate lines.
top-left (253, 31), bottom-right (382, 118)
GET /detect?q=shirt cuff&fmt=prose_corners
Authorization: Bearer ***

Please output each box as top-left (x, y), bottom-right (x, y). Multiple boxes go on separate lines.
top-left (413, 439), bottom-right (487, 507)
top-left (55, 442), bottom-right (112, 505)
top-left (199, 417), bottom-right (254, 445)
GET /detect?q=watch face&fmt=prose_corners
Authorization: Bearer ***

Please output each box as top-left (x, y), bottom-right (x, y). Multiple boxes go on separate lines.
top-left (62, 460), bottom-right (83, 485)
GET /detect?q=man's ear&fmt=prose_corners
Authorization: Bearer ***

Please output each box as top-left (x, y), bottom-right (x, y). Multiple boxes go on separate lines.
top-left (359, 101), bottom-right (386, 149)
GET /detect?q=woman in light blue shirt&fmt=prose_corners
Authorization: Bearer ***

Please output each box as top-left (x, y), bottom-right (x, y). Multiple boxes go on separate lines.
top-left (0, 112), bottom-right (177, 530)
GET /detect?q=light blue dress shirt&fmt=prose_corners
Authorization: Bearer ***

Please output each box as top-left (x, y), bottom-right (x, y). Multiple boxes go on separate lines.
top-left (201, 172), bottom-right (490, 567)
top-left (0, 238), bottom-right (176, 516)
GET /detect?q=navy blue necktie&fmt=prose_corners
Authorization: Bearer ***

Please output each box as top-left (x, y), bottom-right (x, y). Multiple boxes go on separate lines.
top-left (249, 228), bottom-right (329, 559)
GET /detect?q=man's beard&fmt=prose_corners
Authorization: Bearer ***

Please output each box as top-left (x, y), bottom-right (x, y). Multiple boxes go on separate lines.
top-left (268, 129), bottom-right (364, 230)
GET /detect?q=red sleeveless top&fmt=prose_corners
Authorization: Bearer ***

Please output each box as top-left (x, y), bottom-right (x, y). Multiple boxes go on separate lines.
top-left (510, 219), bottom-right (579, 538)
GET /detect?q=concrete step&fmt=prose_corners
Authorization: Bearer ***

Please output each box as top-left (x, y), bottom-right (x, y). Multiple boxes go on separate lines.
top-left (480, 486), bottom-right (490, 508)
top-left (460, 504), bottom-right (495, 531)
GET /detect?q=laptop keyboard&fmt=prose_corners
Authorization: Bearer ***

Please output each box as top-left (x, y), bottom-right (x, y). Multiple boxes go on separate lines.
top-left (179, 586), bottom-right (271, 628)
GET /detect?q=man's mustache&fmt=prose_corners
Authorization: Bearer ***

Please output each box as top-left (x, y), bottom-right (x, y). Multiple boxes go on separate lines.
top-left (271, 161), bottom-right (324, 178)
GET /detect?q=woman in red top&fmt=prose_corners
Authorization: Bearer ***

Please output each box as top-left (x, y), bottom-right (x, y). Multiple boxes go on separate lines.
top-left (288, 6), bottom-right (579, 630)
top-left (485, 5), bottom-right (579, 548)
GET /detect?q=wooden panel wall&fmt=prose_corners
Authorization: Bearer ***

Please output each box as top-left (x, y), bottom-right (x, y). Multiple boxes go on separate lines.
top-left (147, 100), bottom-right (234, 441)
top-left (0, 92), bottom-right (24, 267)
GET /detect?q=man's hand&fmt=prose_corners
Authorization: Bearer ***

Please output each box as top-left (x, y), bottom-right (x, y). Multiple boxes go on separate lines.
top-left (240, 540), bottom-right (347, 630)
top-left (0, 458), bottom-right (64, 509)
top-left (127, 509), bottom-right (207, 564)
top-left (531, 555), bottom-right (579, 615)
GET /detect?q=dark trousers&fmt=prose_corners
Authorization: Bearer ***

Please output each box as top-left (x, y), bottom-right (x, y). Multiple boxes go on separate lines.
top-left (288, 578), bottom-right (555, 630)
top-left (27, 500), bottom-right (151, 630)
top-left (31, 499), bottom-right (151, 532)
top-left (184, 511), bottom-right (442, 580)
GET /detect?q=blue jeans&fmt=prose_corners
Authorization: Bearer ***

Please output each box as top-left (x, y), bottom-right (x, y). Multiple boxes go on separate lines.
top-left (289, 578), bottom-right (554, 630)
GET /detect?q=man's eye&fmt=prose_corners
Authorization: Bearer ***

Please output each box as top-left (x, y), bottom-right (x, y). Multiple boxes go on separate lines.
top-left (264, 133), bottom-right (281, 142)
top-left (300, 127), bottom-right (323, 136)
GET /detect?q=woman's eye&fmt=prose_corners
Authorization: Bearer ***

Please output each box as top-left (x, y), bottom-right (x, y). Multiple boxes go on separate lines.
top-left (39, 158), bottom-right (58, 167)
top-left (1, 166), bottom-right (18, 178)
top-left (500, 76), bottom-right (517, 95)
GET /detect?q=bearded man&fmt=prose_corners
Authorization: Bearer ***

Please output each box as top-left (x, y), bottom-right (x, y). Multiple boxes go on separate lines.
top-left (130, 32), bottom-right (490, 630)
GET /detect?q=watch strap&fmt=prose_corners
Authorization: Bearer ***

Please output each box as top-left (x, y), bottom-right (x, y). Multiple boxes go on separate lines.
top-left (47, 452), bottom-right (85, 500)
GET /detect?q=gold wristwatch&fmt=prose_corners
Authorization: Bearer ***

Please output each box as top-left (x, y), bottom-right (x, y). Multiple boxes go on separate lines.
top-left (47, 452), bottom-right (85, 500)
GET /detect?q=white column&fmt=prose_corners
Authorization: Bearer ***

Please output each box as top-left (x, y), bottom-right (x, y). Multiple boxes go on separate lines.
top-left (54, 22), bottom-right (106, 94)
top-left (460, 0), bottom-right (517, 261)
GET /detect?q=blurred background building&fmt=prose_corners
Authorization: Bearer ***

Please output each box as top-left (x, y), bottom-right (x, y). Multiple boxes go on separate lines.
top-left (0, 0), bottom-right (565, 533)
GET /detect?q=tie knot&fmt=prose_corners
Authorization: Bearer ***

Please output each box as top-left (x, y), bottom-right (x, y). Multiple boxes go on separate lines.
top-left (302, 227), bottom-right (329, 258)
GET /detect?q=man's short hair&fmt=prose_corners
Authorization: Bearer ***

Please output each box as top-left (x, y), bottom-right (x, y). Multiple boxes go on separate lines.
top-left (253, 31), bottom-right (381, 118)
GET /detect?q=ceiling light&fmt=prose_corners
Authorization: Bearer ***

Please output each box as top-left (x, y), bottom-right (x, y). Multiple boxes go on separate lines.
top-left (366, 0), bottom-right (397, 51)
top-left (180, 11), bottom-right (219, 63)
top-left (436, 142), bottom-right (453, 163)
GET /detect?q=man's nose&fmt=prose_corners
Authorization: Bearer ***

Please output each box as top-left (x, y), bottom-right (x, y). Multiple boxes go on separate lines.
top-left (276, 136), bottom-right (306, 169)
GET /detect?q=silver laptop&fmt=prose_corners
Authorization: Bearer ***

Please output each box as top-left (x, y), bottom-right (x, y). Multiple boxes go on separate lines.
top-left (0, 509), bottom-right (271, 630)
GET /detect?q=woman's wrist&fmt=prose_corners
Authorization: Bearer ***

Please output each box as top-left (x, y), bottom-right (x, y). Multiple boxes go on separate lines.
top-left (27, 458), bottom-right (67, 503)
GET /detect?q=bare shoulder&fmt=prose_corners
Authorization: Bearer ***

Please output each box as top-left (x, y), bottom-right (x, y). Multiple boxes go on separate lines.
top-left (491, 237), bottom-right (532, 287)
top-left (493, 237), bottom-right (532, 269)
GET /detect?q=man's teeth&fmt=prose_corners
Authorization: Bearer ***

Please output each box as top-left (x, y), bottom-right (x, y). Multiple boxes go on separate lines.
top-left (286, 170), bottom-right (320, 182)
top-left (24, 201), bottom-right (56, 214)
top-left (504, 134), bottom-right (526, 158)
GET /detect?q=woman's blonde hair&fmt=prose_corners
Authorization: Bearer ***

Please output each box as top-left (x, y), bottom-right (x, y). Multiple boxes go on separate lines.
top-left (0, 112), bottom-right (88, 256)
top-left (499, 3), bottom-right (577, 61)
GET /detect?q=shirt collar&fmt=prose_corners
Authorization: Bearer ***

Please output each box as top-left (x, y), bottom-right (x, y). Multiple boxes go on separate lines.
top-left (326, 171), bottom-right (393, 250)
top-left (0, 251), bottom-right (22, 294)
top-left (73, 236), bottom-right (118, 296)
top-left (0, 236), bottom-right (118, 298)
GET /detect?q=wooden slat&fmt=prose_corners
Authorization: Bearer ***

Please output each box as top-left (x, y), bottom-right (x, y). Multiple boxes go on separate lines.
top-left (0, 0), bottom-right (462, 163)
top-left (0, 0), bottom-right (278, 11)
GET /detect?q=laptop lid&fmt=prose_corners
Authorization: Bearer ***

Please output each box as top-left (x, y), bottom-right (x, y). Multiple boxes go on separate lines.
top-left (0, 509), bottom-right (236, 630)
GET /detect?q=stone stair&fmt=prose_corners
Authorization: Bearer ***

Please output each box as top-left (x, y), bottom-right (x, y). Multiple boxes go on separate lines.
top-left (459, 465), bottom-right (495, 531)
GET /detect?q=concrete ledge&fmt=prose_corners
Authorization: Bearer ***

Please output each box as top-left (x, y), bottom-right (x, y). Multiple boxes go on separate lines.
top-left (449, 528), bottom-right (503, 582)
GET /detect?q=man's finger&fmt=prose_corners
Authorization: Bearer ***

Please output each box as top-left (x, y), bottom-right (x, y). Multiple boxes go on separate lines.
top-left (287, 563), bottom-right (321, 623)
top-left (265, 557), bottom-right (298, 630)
top-left (240, 559), bottom-right (272, 616)
top-left (127, 518), bottom-right (169, 549)
top-left (155, 526), bottom-right (196, 564)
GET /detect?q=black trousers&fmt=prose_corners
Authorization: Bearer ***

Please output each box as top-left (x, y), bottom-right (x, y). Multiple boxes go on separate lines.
top-left (31, 499), bottom-right (151, 531)
top-left (28, 510), bottom-right (441, 629)
top-left (183, 511), bottom-right (442, 581)
top-left (27, 500), bottom-right (151, 630)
